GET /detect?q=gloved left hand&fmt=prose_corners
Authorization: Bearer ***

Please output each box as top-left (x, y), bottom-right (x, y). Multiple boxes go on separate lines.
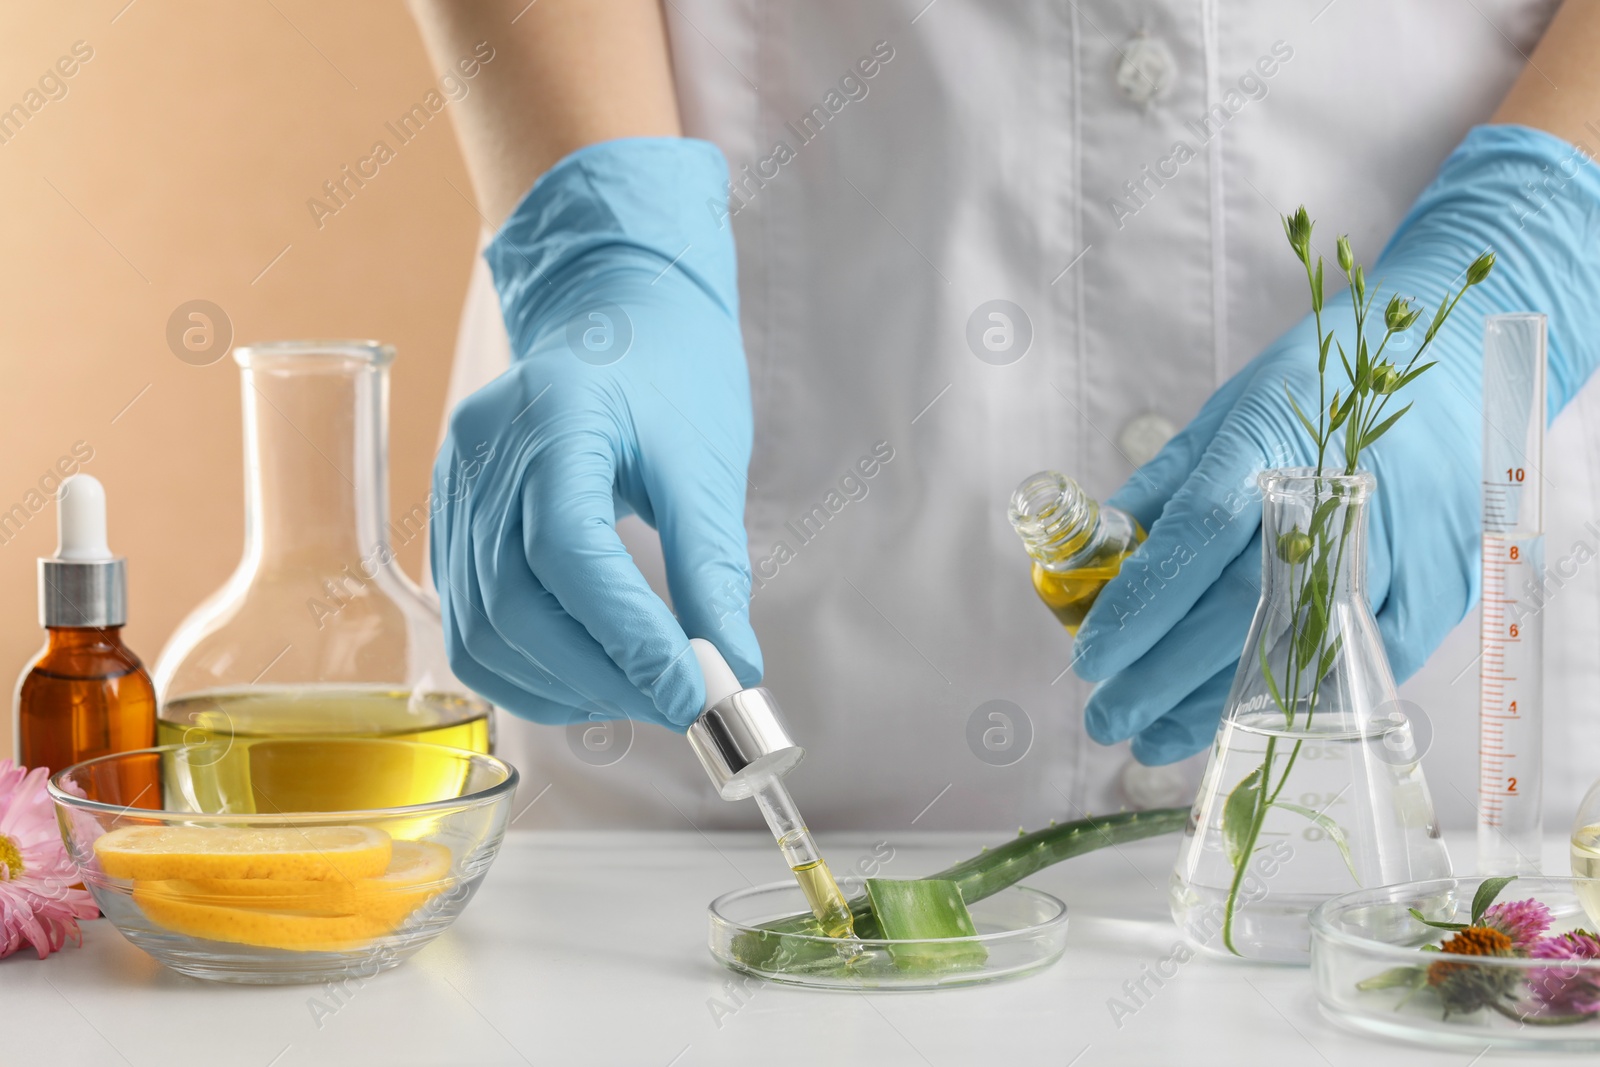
top-left (430, 138), bottom-right (761, 731)
top-left (1072, 124), bottom-right (1600, 765)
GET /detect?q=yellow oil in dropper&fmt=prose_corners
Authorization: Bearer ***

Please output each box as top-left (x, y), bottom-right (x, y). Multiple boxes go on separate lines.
top-left (685, 638), bottom-right (857, 941)
top-left (751, 773), bottom-right (856, 939)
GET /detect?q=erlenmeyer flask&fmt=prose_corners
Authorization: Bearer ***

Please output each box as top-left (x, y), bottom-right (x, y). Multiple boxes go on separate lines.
top-left (152, 341), bottom-right (492, 811)
top-left (1169, 469), bottom-right (1449, 962)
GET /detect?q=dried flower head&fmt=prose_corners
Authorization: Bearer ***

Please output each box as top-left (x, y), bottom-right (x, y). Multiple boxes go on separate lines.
top-left (1427, 926), bottom-right (1519, 1016)
top-left (1482, 898), bottom-right (1553, 949)
top-left (1528, 930), bottom-right (1600, 1017)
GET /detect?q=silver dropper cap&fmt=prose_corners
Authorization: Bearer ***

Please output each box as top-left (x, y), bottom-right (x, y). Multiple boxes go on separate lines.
top-left (39, 475), bottom-right (127, 628)
top-left (685, 638), bottom-right (803, 801)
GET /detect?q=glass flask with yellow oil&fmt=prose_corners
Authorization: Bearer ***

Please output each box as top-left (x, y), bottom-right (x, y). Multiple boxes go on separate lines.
top-left (1007, 470), bottom-right (1144, 633)
top-left (152, 342), bottom-right (492, 813)
top-left (1570, 779), bottom-right (1600, 926)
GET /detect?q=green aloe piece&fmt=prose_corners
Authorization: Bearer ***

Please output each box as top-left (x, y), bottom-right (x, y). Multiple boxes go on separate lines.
top-left (729, 806), bottom-right (1188, 973)
top-left (864, 878), bottom-right (986, 973)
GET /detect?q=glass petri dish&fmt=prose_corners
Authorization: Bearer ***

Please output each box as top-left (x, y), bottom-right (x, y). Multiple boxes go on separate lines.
top-left (1312, 876), bottom-right (1600, 1052)
top-left (709, 877), bottom-right (1068, 990)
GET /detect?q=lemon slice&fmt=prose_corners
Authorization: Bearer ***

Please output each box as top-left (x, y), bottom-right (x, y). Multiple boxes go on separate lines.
top-left (142, 841), bottom-right (452, 912)
top-left (130, 841), bottom-right (453, 952)
top-left (95, 825), bottom-right (392, 882)
top-left (130, 889), bottom-right (398, 952)
top-left (359, 840), bottom-right (453, 916)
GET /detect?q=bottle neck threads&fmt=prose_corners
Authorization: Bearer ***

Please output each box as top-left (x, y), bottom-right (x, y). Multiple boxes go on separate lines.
top-left (1008, 471), bottom-right (1099, 566)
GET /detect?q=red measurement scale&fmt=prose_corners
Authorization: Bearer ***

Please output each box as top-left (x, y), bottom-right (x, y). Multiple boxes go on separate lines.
top-left (1477, 314), bottom-right (1545, 876)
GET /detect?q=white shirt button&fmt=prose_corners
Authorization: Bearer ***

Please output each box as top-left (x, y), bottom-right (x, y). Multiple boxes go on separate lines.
top-left (1116, 35), bottom-right (1176, 108)
top-left (1118, 412), bottom-right (1177, 467)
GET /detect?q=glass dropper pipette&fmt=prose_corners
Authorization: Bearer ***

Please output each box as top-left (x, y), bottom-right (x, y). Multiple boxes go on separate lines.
top-left (748, 770), bottom-right (857, 938)
top-left (685, 639), bottom-right (858, 939)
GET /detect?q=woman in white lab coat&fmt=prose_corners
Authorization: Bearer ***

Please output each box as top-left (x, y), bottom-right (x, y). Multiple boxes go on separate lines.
top-left (410, 0), bottom-right (1600, 834)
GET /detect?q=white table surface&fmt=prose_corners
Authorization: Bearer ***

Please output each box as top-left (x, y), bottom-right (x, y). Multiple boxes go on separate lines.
top-left (0, 829), bottom-right (1581, 1067)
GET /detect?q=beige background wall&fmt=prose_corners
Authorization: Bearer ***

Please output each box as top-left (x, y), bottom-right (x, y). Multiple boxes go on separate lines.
top-left (0, 2), bottom-right (480, 759)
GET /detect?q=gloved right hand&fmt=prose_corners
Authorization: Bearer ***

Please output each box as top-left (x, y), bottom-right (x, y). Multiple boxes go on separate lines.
top-left (430, 138), bottom-right (762, 731)
top-left (1073, 124), bottom-right (1600, 764)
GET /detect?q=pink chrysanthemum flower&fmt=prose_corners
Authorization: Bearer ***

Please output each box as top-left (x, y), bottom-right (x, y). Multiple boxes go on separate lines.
top-left (0, 760), bottom-right (97, 960)
top-left (1528, 931), bottom-right (1600, 1017)
top-left (1482, 898), bottom-right (1553, 948)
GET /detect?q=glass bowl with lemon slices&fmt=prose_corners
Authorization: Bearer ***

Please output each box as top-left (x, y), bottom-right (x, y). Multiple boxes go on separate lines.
top-left (49, 738), bottom-right (517, 984)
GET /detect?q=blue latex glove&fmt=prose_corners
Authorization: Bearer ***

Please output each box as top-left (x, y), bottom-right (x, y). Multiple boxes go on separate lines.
top-left (430, 138), bottom-right (760, 730)
top-left (1074, 124), bottom-right (1600, 765)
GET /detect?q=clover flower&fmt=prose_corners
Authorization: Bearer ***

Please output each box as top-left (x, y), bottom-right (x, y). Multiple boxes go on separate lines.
top-left (1482, 897), bottom-right (1553, 949)
top-left (1427, 926), bottom-right (1519, 1016)
top-left (1528, 930), bottom-right (1600, 1017)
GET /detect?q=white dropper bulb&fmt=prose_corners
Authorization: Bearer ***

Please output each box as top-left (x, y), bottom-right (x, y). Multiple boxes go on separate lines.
top-left (56, 474), bottom-right (112, 562)
top-left (690, 637), bottom-right (743, 710)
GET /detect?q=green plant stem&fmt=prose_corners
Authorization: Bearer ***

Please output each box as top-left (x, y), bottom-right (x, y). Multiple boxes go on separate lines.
top-left (1357, 290), bottom-right (1457, 455)
top-left (1340, 276), bottom-right (1386, 473)
top-left (1222, 478), bottom-right (1352, 953)
top-left (1304, 255), bottom-right (1330, 472)
top-left (1351, 280), bottom-right (1472, 472)
top-left (1265, 741), bottom-right (1304, 807)
top-left (1264, 510), bottom-right (1349, 807)
top-left (1222, 548), bottom-right (1310, 951)
top-left (1350, 342), bottom-right (1397, 471)
top-left (1367, 327), bottom-right (1396, 369)
top-left (1288, 555), bottom-right (1307, 722)
top-left (1221, 734), bottom-right (1276, 955)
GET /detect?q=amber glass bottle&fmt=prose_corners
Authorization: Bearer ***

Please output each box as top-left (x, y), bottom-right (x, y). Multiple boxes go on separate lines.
top-left (14, 475), bottom-right (157, 803)
top-left (18, 627), bottom-right (156, 779)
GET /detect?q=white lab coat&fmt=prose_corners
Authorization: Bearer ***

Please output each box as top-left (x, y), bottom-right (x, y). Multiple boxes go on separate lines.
top-left (444, 0), bottom-right (1600, 835)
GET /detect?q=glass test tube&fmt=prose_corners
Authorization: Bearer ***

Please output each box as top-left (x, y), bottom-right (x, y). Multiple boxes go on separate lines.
top-left (1478, 313), bottom-right (1547, 875)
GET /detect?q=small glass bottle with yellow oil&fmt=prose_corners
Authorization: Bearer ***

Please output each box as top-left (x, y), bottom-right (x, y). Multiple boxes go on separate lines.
top-left (1007, 470), bottom-right (1144, 634)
